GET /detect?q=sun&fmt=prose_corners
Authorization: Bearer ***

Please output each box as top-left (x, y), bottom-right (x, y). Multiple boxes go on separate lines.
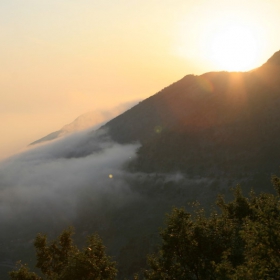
top-left (209, 23), bottom-right (259, 71)
top-left (176, 6), bottom-right (268, 73)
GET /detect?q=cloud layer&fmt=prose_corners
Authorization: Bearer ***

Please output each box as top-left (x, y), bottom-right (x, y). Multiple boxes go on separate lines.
top-left (0, 128), bottom-right (139, 231)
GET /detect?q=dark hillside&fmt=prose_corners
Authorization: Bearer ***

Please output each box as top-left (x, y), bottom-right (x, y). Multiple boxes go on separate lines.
top-left (103, 51), bottom-right (280, 181)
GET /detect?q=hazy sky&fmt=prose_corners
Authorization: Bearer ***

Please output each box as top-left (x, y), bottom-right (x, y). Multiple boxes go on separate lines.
top-left (1, 0), bottom-right (280, 159)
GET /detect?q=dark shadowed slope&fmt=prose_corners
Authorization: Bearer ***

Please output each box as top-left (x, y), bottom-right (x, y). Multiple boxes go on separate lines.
top-left (102, 51), bottom-right (280, 177)
top-left (104, 50), bottom-right (280, 143)
top-left (29, 50), bottom-right (280, 179)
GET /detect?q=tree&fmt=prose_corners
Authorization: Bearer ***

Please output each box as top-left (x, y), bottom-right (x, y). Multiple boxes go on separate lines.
top-left (234, 178), bottom-right (280, 279)
top-left (145, 178), bottom-right (280, 280)
top-left (9, 228), bottom-right (117, 280)
top-left (144, 206), bottom-right (237, 280)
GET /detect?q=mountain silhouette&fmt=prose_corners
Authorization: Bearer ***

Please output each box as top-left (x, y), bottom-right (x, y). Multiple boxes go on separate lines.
top-left (101, 51), bottom-right (280, 178)
top-left (104, 50), bottom-right (280, 142)
top-left (31, 50), bottom-right (280, 181)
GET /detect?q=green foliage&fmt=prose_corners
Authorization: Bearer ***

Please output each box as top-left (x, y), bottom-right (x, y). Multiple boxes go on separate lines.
top-left (9, 228), bottom-right (117, 280)
top-left (235, 190), bottom-right (280, 279)
top-left (10, 264), bottom-right (41, 280)
top-left (145, 208), bottom-right (237, 280)
top-left (145, 177), bottom-right (280, 280)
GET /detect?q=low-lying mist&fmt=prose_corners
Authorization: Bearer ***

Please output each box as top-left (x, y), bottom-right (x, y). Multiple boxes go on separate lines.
top-left (0, 128), bottom-right (139, 234)
top-left (0, 119), bottom-right (229, 280)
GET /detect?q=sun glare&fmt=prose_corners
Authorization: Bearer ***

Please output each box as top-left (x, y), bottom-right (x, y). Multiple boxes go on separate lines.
top-left (176, 5), bottom-right (270, 72)
top-left (209, 23), bottom-right (259, 71)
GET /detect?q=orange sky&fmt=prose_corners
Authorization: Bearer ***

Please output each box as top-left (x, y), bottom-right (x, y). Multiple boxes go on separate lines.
top-left (1, 0), bottom-right (280, 159)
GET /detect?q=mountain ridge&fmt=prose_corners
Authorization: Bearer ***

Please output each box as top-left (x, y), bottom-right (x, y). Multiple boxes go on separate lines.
top-left (29, 50), bottom-right (280, 179)
top-left (32, 50), bottom-right (280, 148)
top-left (100, 51), bottom-right (280, 179)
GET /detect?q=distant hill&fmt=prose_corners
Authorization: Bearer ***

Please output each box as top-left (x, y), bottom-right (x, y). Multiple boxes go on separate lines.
top-left (30, 100), bottom-right (139, 145)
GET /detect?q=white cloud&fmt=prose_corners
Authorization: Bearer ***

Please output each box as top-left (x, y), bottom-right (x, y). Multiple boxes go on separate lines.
top-left (0, 128), bottom-right (139, 227)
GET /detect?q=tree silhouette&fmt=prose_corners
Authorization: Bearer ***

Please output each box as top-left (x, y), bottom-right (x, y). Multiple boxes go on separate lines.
top-left (9, 228), bottom-right (117, 280)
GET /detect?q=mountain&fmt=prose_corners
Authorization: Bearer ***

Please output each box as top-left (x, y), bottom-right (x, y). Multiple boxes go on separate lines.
top-left (101, 50), bottom-right (280, 185)
top-left (9, 50), bottom-right (280, 280)
top-left (32, 51), bottom-right (280, 177)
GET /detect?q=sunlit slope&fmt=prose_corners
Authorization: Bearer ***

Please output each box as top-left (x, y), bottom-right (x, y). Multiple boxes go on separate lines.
top-left (103, 51), bottom-right (280, 176)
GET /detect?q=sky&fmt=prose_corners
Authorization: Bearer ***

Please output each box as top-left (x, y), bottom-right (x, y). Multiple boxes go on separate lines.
top-left (1, 0), bottom-right (280, 159)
